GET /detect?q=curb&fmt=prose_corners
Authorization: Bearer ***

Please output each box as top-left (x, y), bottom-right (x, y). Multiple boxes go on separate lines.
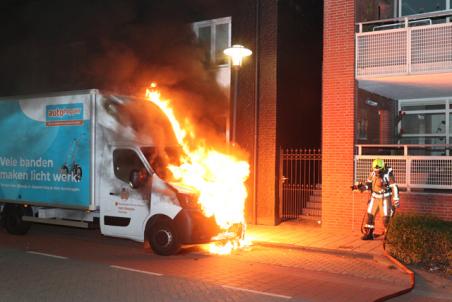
top-left (253, 240), bottom-right (375, 259)
top-left (372, 237), bottom-right (416, 302)
top-left (374, 249), bottom-right (415, 302)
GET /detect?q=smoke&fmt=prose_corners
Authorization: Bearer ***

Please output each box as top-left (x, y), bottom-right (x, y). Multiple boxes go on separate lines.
top-left (96, 94), bottom-right (181, 183)
top-left (0, 0), bottom-right (230, 150)
top-left (85, 1), bottom-right (228, 145)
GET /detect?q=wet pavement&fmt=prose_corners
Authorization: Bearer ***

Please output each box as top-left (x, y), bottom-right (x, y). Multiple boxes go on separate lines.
top-left (0, 221), bottom-right (450, 302)
top-left (247, 220), bottom-right (382, 257)
top-left (247, 220), bottom-right (452, 302)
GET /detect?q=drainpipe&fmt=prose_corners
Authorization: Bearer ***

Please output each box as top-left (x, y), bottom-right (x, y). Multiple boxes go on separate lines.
top-left (253, 0), bottom-right (260, 224)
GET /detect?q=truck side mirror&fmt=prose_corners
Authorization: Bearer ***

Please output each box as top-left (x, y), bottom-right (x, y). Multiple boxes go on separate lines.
top-left (129, 169), bottom-right (148, 189)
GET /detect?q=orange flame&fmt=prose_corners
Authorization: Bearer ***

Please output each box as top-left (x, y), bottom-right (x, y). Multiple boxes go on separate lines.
top-left (145, 83), bottom-right (251, 254)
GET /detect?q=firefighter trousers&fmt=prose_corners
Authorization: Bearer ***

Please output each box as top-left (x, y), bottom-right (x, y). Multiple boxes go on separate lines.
top-left (364, 194), bottom-right (392, 229)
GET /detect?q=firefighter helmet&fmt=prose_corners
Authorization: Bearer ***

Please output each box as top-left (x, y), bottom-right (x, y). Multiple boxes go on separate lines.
top-left (372, 158), bottom-right (384, 170)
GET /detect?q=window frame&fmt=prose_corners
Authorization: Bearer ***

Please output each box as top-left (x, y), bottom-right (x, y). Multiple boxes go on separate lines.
top-left (397, 0), bottom-right (450, 17)
top-left (398, 97), bottom-right (451, 145)
top-left (112, 148), bottom-right (148, 185)
top-left (192, 16), bottom-right (232, 66)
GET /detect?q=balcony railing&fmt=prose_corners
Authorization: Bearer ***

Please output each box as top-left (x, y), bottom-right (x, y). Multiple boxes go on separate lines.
top-left (355, 144), bottom-right (452, 191)
top-left (356, 10), bottom-right (452, 78)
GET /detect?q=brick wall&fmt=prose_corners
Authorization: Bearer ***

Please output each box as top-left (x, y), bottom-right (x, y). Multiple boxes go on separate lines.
top-left (397, 193), bottom-right (452, 220)
top-left (322, 0), bottom-right (356, 230)
top-left (379, 110), bottom-right (392, 144)
top-left (352, 192), bottom-right (452, 232)
top-left (357, 89), bottom-right (396, 144)
top-left (255, 0), bottom-right (278, 225)
top-left (234, 0), bottom-right (278, 225)
top-left (356, 0), bottom-right (394, 22)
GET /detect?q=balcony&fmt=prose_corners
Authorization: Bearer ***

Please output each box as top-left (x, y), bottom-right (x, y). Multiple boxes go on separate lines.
top-left (356, 10), bottom-right (452, 79)
top-left (355, 144), bottom-right (452, 192)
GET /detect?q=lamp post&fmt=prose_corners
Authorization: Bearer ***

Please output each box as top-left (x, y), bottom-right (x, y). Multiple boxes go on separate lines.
top-left (224, 44), bottom-right (252, 144)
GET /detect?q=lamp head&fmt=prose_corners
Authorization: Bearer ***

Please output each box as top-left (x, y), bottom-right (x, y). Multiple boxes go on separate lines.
top-left (224, 44), bottom-right (252, 67)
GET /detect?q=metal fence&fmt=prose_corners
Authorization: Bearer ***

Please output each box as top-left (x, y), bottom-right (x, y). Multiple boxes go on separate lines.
top-left (356, 11), bottom-right (452, 78)
top-left (355, 144), bottom-right (452, 191)
top-left (279, 148), bottom-right (321, 221)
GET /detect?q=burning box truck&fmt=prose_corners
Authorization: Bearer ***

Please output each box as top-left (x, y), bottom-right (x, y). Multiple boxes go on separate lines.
top-left (0, 89), bottom-right (225, 255)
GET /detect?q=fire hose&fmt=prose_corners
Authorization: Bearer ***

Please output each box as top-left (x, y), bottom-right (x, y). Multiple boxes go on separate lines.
top-left (352, 186), bottom-right (415, 301)
top-left (373, 208), bottom-right (415, 302)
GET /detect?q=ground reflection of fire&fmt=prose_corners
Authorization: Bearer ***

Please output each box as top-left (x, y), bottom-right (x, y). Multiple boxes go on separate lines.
top-left (145, 83), bottom-right (251, 254)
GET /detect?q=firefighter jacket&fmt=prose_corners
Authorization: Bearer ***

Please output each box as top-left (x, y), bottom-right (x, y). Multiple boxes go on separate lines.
top-left (366, 167), bottom-right (400, 204)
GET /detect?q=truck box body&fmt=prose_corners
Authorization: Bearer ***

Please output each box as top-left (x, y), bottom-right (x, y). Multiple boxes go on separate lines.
top-left (0, 89), bottom-right (221, 255)
top-left (0, 91), bottom-right (94, 210)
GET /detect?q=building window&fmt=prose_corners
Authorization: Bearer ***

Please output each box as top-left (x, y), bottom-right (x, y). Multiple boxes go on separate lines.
top-left (398, 98), bottom-right (450, 150)
top-left (398, 0), bottom-right (447, 16)
top-left (192, 17), bottom-right (231, 66)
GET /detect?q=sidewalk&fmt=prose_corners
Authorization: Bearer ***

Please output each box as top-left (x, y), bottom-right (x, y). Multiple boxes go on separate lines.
top-left (246, 220), bottom-right (452, 302)
top-left (246, 220), bottom-right (382, 258)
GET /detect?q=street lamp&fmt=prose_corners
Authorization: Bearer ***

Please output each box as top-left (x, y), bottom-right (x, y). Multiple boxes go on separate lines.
top-left (224, 44), bottom-right (252, 144)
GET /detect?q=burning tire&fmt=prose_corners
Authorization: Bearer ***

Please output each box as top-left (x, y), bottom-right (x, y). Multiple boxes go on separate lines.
top-left (3, 204), bottom-right (32, 235)
top-left (229, 223), bottom-right (244, 240)
top-left (148, 218), bottom-right (181, 256)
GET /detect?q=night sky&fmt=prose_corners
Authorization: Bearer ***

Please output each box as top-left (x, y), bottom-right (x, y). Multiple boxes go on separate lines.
top-left (278, 0), bottom-right (323, 148)
top-left (0, 0), bottom-right (230, 138)
top-left (0, 0), bottom-right (323, 148)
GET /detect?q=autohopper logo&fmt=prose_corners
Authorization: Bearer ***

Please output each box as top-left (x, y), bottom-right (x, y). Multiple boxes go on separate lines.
top-left (46, 103), bottom-right (84, 126)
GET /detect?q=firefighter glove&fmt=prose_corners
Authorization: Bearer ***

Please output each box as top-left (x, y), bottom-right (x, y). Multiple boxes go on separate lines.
top-left (357, 183), bottom-right (367, 192)
top-left (351, 182), bottom-right (366, 192)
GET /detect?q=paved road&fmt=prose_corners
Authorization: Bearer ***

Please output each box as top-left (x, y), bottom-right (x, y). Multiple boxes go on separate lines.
top-left (0, 223), bottom-right (412, 302)
top-left (1, 247), bottom-right (287, 302)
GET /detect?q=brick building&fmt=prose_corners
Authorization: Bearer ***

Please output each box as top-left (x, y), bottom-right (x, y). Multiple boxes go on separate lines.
top-left (323, 0), bottom-right (452, 231)
top-left (190, 0), bottom-right (322, 225)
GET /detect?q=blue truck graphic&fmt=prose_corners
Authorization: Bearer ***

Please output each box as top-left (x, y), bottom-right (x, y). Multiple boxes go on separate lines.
top-left (0, 97), bottom-right (91, 208)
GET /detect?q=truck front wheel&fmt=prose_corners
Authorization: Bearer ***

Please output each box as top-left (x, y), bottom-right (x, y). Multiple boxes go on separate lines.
top-left (4, 204), bottom-right (32, 235)
top-left (148, 219), bottom-right (181, 256)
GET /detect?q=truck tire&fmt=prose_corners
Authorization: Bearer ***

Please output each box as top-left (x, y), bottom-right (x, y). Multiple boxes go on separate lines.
top-left (148, 218), bottom-right (181, 256)
top-left (4, 204), bottom-right (32, 235)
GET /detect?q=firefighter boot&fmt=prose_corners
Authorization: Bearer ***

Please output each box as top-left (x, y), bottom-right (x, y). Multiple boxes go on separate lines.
top-left (361, 214), bottom-right (375, 240)
top-left (361, 228), bottom-right (374, 240)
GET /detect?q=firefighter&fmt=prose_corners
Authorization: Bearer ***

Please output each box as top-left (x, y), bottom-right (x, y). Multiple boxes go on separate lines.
top-left (357, 158), bottom-right (400, 240)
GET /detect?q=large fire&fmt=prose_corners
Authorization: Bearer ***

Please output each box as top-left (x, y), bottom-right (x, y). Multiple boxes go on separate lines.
top-left (145, 83), bottom-right (251, 254)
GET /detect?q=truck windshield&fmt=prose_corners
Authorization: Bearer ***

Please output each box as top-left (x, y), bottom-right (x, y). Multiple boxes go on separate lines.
top-left (141, 146), bottom-right (181, 181)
